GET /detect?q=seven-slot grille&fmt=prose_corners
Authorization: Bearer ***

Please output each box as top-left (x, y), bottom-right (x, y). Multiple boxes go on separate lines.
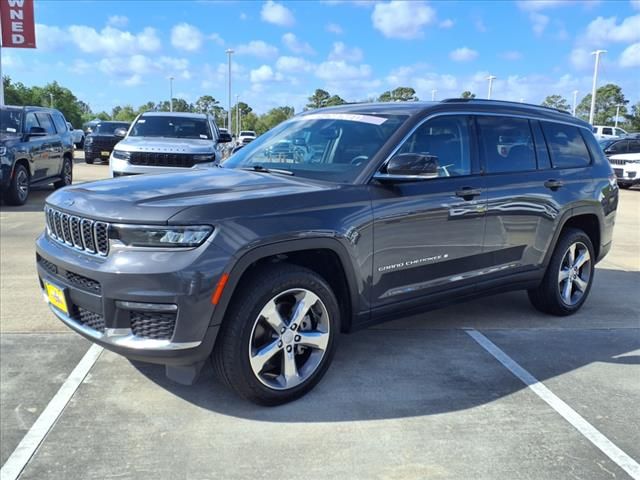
top-left (128, 152), bottom-right (197, 168)
top-left (609, 159), bottom-right (626, 165)
top-left (45, 207), bottom-right (110, 256)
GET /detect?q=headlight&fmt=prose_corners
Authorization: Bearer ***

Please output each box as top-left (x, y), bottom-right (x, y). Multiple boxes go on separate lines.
top-left (112, 150), bottom-right (130, 160)
top-left (84, 137), bottom-right (93, 145)
top-left (193, 154), bottom-right (216, 163)
top-left (110, 225), bottom-right (213, 248)
top-left (0, 146), bottom-right (6, 156)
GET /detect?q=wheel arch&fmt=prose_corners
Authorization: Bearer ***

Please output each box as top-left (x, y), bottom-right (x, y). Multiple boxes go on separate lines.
top-left (543, 207), bottom-right (603, 267)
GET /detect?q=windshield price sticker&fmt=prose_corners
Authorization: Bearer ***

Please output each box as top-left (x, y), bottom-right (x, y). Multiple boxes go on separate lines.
top-left (296, 113), bottom-right (388, 125)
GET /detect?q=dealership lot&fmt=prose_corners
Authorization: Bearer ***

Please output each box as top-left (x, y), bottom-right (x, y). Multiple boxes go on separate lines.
top-left (1, 154), bottom-right (638, 479)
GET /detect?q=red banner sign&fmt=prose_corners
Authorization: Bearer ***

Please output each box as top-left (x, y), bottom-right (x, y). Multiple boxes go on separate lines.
top-left (1, 0), bottom-right (36, 48)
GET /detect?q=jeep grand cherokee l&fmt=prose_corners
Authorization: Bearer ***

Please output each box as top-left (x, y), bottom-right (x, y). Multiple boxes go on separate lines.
top-left (36, 100), bottom-right (618, 405)
top-left (1, 106), bottom-right (74, 206)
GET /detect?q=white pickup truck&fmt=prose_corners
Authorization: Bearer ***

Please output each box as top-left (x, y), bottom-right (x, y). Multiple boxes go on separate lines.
top-left (66, 122), bottom-right (85, 148)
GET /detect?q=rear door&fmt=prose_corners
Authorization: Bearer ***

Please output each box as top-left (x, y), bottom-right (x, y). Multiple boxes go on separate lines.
top-left (24, 112), bottom-right (47, 181)
top-left (369, 115), bottom-right (487, 308)
top-left (35, 112), bottom-right (63, 178)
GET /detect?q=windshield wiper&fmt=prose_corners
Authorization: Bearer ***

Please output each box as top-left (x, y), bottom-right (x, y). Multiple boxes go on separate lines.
top-left (240, 165), bottom-right (294, 176)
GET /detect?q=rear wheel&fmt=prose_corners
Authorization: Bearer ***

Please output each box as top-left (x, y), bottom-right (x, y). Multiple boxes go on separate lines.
top-left (3, 163), bottom-right (30, 206)
top-left (54, 157), bottom-right (73, 189)
top-left (213, 264), bottom-right (339, 405)
top-left (528, 228), bottom-right (595, 316)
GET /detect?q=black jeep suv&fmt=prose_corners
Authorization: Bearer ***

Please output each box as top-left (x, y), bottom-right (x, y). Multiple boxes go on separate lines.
top-left (1, 106), bottom-right (74, 205)
top-left (83, 121), bottom-right (130, 164)
top-left (35, 100), bottom-right (618, 405)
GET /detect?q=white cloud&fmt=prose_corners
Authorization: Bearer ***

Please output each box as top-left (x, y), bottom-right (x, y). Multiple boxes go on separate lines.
top-left (240, 12), bottom-right (248, 20)
top-left (632, 0), bottom-right (640, 10)
top-left (276, 56), bottom-right (315, 73)
top-left (315, 60), bottom-right (372, 81)
top-left (282, 33), bottom-right (315, 55)
top-left (619, 42), bottom-right (640, 67)
top-left (261, 1), bottom-right (295, 27)
top-left (474, 18), bottom-right (488, 33)
top-left (326, 23), bottom-right (343, 34)
top-left (583, 14), bottom-right (640, 44)
top-left (328, 42), bottom-right (363, 62)
top-left (35, 24), bottom-right (66, 51)
top-left (499, 50), bottom-right (523, 61)
top-left (69, 25), bottom-right (161, 56)
top-left (371, 1), bottom-right (436, 39)
top-left (516, 0), bottom-right (567, 11)
top-left (171, 23), bottom-right (204, 51)
top-left (123, 74), bottom-right (143, 87)
top-left (107, 15), bottom-right (128, 27)
top-left (449, 47), bottom-right (478, 62)
top-left (439, 19), bottom-right (454, 29)
top-left (235, 40), bottom-right (279, 58)
top-left (96, 54), bottom-right (190, 85)
top-left (569, 47), bottom-right (592, 70)
top-left (69, 59), bottom-right (93, 75)
top-left (250, 65), bottom-right (284, 83)
top-left (530, 12), bottom-right (549, 35)
top-left (209, 33), bottom-right (225, 46)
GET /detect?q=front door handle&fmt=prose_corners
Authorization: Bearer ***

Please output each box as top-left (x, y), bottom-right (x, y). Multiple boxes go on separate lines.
top-left (455, 187), bottom-right (482, 201)
top-left (544, 179), bottom-right (564, 190)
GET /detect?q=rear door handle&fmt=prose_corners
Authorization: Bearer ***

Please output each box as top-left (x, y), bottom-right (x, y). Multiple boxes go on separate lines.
top-left (544, 179), bottom-right (564, 190)
top-left (455, 187), bottom-right (482, 200)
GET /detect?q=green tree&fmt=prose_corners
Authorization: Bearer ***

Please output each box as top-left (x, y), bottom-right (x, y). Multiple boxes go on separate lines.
top-left (306, 89), bottom-right (345, 109)
top-left (255, 106), bottom-right (295, 134)
top-left (194, 95), bottom-right (221, 116)
top-left (325, 94), bottom-right (346, 107)
top-left (157, 98), bottom-right (193, 112)
top-left (460, 91), bottom-right (476, 99)
top-left (541, 94), bottom-right (570, 111)
top-left (111, 105), bottom-right (122, 119)
top-left (114, 105), bottom-right (137, 122)
top-left (625, 101), bottom-right (640, 132)
top-left (94, 111), bottom-right (111, 121)
top-left (137, 101), bottom-right (156, 114)
top-left (576, 84), bottom-right (628, 124)
top-left (378, 87), bottom-right (418, 102)
top-left (38, 81), bottom-right (84, 126)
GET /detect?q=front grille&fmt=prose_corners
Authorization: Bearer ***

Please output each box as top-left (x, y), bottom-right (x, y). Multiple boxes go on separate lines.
top-left (609, 159), bottom-right (626, 165)
top-left (65, 271), bottom-right (101, 294)
top-left (37, 255), bottom-right (58, 275)
top-left (75, 306), bottom-right (105, 333)
top-left (45, 207), bottom-right (110, 256)
top-left (629, 171), bottom-right (637, 179)
top-left (129, 152), bottom-right (196, 168)
top-left (613, 168), bottom-right (624, 178)
top-left (130, 311), bottom-right (176, 340)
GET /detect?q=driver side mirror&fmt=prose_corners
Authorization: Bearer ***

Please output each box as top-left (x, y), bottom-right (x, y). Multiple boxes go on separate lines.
top-left (374, 153), bottom-right (439, 183)
top-left (114, 128), bottom-right (127, 138)
top-left (218, 132), bottom-right (233, 143)
top-left (27, 126), bottom-right (47, 139)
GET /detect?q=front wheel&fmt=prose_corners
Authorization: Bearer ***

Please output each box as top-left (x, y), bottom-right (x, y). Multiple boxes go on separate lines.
top-left (528, 228), bottom-right (595, 316)
top-left (3, 163), bottom-right (30, 206)
top-left (54, 157), bottom-right (73, 189)
top-left (213, 264), bottom-right (339, 405)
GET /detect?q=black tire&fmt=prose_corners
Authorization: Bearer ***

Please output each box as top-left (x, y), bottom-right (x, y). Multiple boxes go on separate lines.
top-left (54, 157), bottom-right (73, 189)
top-left (528, 228), bottom-right (595, 316)
top-left (78, 137), bottom-right (84, 149)
top-left (618, 183), bottom-right (631, 189)
top-left (213, 263), bottom-right (339, 406)
top-left (2, 163), bottom-right (30, 206)
top-left (85, 155), bottom-right (94, 164)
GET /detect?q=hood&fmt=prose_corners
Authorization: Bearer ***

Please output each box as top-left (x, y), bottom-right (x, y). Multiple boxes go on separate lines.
top-left (116, 136), bottom-right (215, 154)
top-left (45, 167), bottom-right (332, 224)
top-left (1, 132), bottom-right (21, 144)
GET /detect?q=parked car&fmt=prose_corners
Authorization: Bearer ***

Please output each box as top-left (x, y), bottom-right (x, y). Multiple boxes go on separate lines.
top-left (66, 122), bottom-right (85, 149)
top-left (1, 105), bottom-right (74, 206)
top-left (601, 137), bottom-right (640, 188)
top-left (36, 99), bottom-right (617, 405)
top-left (592, 125), bottom-right (627, 140)
top-left (108, 112), bottom-right (232, 177)
top-left (83, 121), bottom-right (130, 164)
top-left (237, 130), bottom-right (257, 146)
top-left (82, 119), bottom-right (101, 134)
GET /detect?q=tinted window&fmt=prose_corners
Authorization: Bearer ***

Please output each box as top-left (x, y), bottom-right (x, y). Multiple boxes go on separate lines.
top-left (52, 113), bottom-right (68, 133)
top-left (35, 113), bottom-right (56, 135)
top-left (94, 122), bottom-right (129, 134)
top-left (541, 122), bottom-right (591, 168)
top-left (614, 128), bottom-right (626, 137)
top-left (397, 115), bottom-right (473, 176)
top-left (607, 141), bottom-right (628, 154)
top-left (25, 112), bottom-right (39, 132)
top-left (531, 120), bottom-right (551, 169)
top-left (477, 116), bottom-right (536, 173)
top-left (1, 109), bottom-right (22, 133)
top-left (130, 116), bottom-right (212, 139)
top-left (602, 127), bottom-right (613, 135)
top-left (629, 140), bottom-right (640, 154)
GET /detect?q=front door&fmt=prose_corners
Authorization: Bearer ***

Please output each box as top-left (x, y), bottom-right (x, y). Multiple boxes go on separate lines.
top-left (35, 112), bottom-right (63, 178)
top-left (369, 115), bottom-right (487, 308)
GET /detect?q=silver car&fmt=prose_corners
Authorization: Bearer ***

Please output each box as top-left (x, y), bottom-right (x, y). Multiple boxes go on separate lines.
top-left (109, 112), bottom-right (231, 177)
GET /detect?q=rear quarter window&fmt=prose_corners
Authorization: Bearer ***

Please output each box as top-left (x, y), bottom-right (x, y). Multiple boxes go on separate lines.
top-left (52, 113), bottom-right (68, 133)
top-left (540, 122), bottom-right (591, 169)
top-left (35, 113), bottom-right (56, 135)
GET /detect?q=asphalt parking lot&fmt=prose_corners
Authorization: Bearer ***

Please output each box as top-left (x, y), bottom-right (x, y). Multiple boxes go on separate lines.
top-left (1, 151), bottom-right (638, 479)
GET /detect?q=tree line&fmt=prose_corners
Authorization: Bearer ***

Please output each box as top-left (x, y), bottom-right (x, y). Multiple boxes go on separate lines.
top-left (3, 77), bottom-right (638, 134)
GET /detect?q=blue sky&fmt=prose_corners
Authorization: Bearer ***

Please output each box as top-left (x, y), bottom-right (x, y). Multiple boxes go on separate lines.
top-left (3, 0), bottom-right (639, 115)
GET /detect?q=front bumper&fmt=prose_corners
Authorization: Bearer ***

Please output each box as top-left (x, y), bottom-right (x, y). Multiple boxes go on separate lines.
top-left (84, 147), bottom-right (112, 162)
top-left (612, 165), bottom-right (640, 185)
top-left (109, 156), bottom-right (216, 177)
top-left (35, 231), bottom-right (229, 366)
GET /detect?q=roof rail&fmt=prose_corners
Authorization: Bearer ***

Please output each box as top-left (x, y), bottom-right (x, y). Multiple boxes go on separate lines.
top-left (441, 98), bottom-right (572, 115)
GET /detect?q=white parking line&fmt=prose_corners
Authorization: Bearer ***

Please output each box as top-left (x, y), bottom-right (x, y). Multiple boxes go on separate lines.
top-left (0, 344), bottom-right (103, 480)
top-left (467, 329), bottom-right (640, 480)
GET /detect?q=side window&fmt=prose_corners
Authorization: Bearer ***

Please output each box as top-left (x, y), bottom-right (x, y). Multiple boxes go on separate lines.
top-left (602, 127), bottom-right (613, 136)
top-left (52, 113), bottom-right (68, 133)
top-left (608, 141), bottom-right (628, 154)
top-left (531, 120), bottom-right (551, 169)
top-left (397, 115), bottom-right (473, 177)
top-left (614, 128), bottom-right (626, 137)
top-left (24, 113), bottom-right (40, 132)
top-left (541, 122), bottom-right (591, 168)
top-left (35, 113), bottom-right (56, 135)
top-left (476, 116), bottom-right (536, 173)
top-left (629, 140), bottom-right (640, 154)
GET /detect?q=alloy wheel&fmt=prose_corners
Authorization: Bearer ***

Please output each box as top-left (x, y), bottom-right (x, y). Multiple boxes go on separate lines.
top-left (558, 241), bottom-right (591, 306)
top-left (248, 288), bottom-right (330, 390)
top-left (16, 169), bottom-right (29, 202)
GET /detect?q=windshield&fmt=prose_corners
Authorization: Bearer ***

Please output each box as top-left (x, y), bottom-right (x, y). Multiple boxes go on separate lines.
top-left (1, 108), bottom-right (23, 133)
top-left (240, 131), bottom-right (256, 136)
top-left (129, 115), bottom-right (212, 139)
top-left (224, 112), bottom-right (409, 183)
top-left (94, 122), bottom-right (129, 134)
top-left (598, 139), bottom-right (616, 149)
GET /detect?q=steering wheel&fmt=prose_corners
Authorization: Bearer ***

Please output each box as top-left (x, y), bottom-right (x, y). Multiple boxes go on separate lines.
top-left (351, 155), bottom-right (369, 166)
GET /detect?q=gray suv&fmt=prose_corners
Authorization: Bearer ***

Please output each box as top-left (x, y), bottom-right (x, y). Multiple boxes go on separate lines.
top-left (36, 99), bottom-right (618, 405)
top-left (109, 112), bottom-right (232, 177)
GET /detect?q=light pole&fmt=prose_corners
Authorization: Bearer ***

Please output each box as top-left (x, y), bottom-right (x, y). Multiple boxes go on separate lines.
top-left (226, 48), bottom-right (234, 136)
top-left (487, 75), bottom-right (496, 100)
top-left (615, 104), bottom-right (623, 128)
top-left (49, 93), bottom-right (54, 108)
top-left (588, 50), bottom-right (606, 125)
top-left (169, 76), bottom-right (174, 112)
top-left (572, 90), bottom-right (578, 116)
top-left (431, 89), bottom-right (437, 101)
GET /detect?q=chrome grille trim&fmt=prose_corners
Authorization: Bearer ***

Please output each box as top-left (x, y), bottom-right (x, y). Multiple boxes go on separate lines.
top-left (45, 207), bottom-right (110, 256)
